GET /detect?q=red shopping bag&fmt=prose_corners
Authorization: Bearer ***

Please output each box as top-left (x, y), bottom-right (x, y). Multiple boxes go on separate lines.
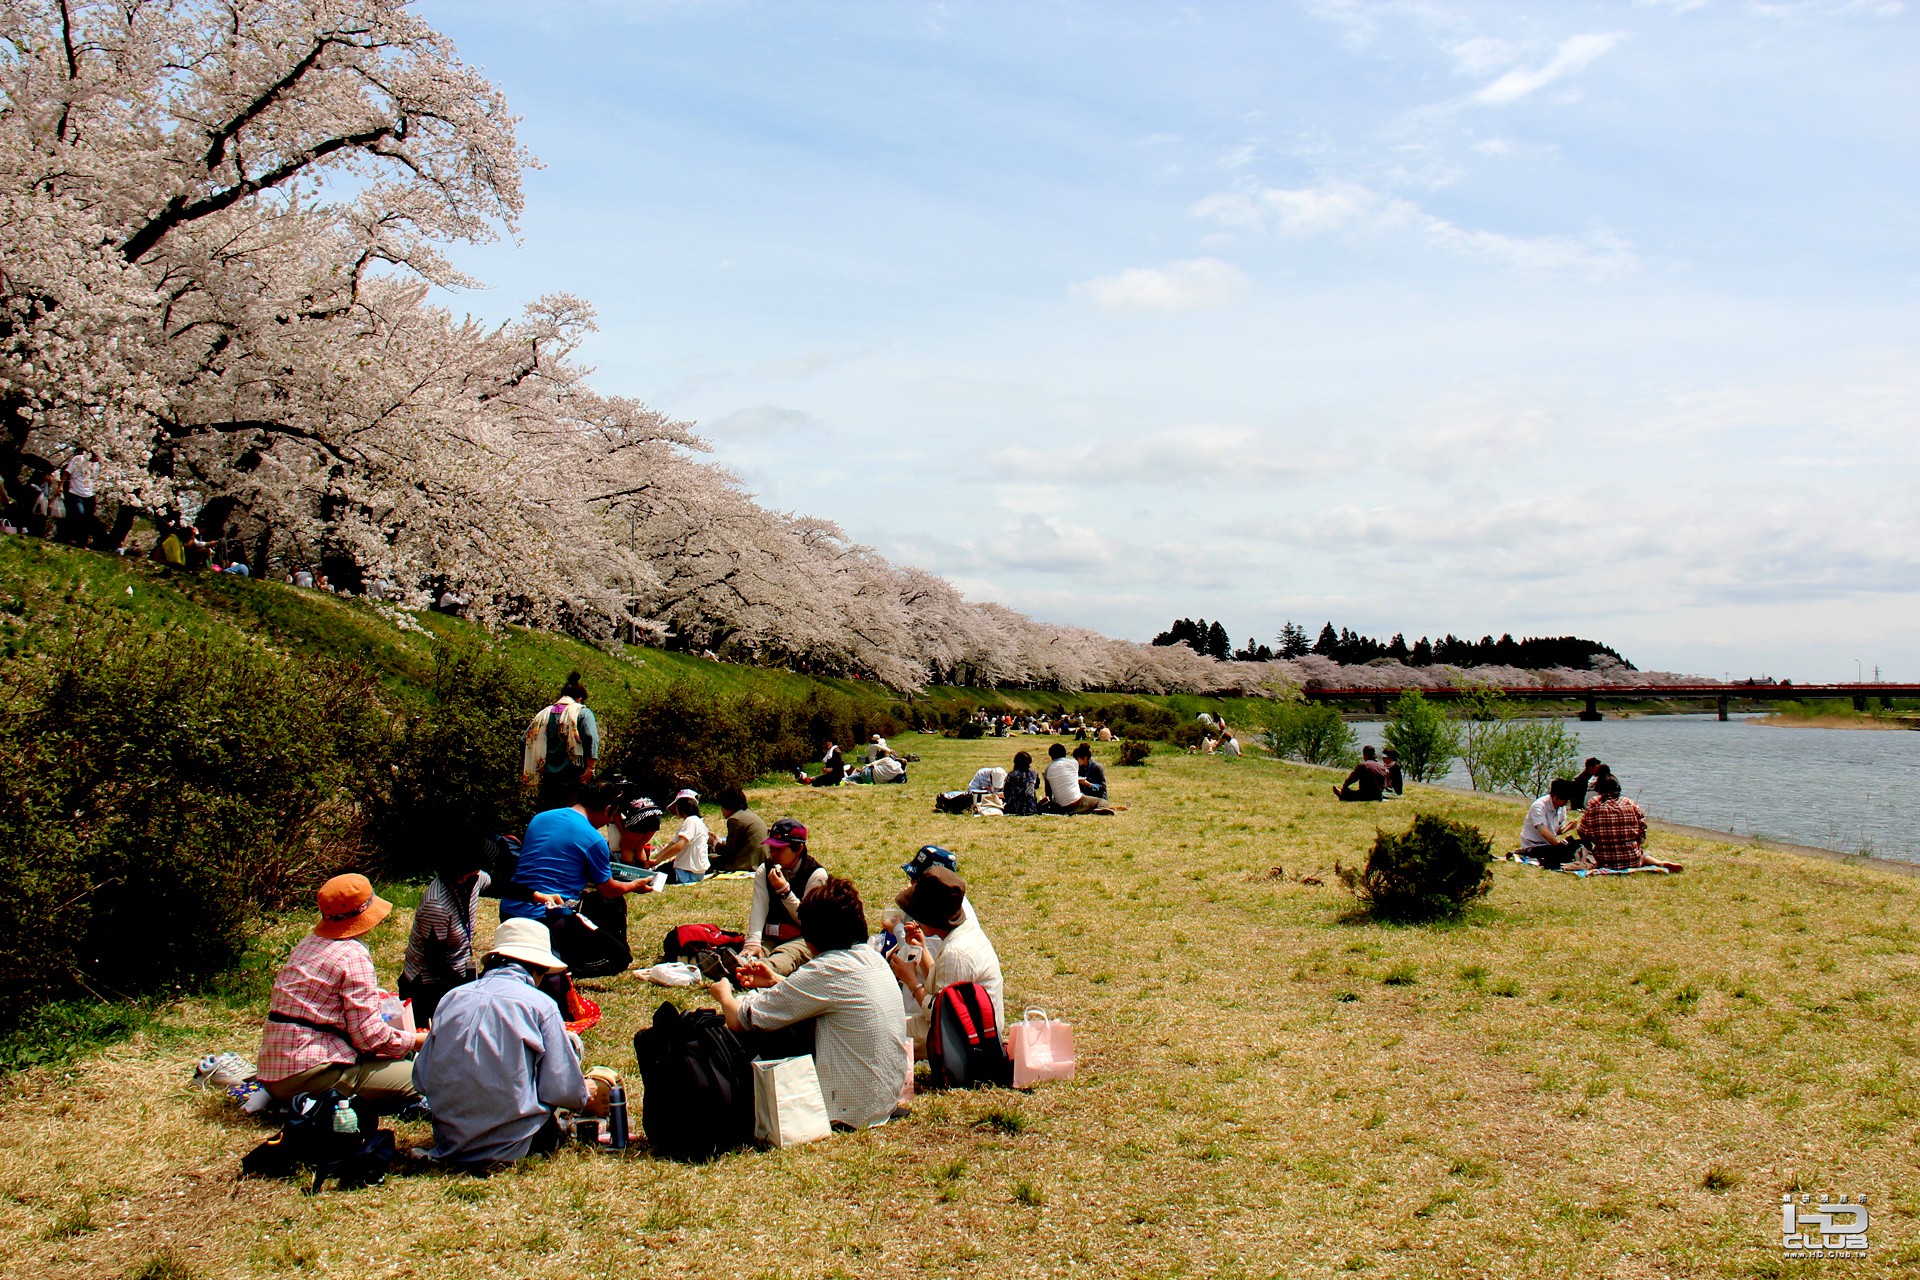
top-left (1008, 1008), bottom-right (1075, 1088)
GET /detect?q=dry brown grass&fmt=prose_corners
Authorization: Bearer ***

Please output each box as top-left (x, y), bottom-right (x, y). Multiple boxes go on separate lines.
top-left (5, 733), bottom-right (1917, 1278)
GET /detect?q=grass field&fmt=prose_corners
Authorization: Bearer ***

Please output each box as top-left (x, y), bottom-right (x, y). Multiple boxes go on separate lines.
top-left (4, 732), bottom-right (1917, 1279)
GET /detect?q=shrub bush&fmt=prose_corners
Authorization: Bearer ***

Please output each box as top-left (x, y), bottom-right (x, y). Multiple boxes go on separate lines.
top-left (1336, 813), bottom-right (1494, 923)
top-left (1169, 721), bottom-right (1209, 749)
top-left (0, 615), bottom-right (384, 1023)
top-left (1117, 740), bottom-right (1152, 766)
top-left (367, 644), bottom-right (539, 878)
top-left (1109, 698), bottom-right (1178, 741)
top-left (1382, 689), bottom-right (1459, 783)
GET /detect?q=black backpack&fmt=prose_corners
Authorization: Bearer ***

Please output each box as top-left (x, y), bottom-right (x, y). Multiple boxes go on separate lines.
top-left (926, 982), bottom-right (1013, 1090)
top-left (933, 790), bottom-right (973, 814)
top-left (632, 1002), bottom-right (754, 1161)
top-left (240, 1090), bottom-right (394, 1191)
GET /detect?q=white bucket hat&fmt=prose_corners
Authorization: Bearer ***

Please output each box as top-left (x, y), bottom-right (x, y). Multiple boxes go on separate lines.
top-left (487, 918), bottom-right (564, 972)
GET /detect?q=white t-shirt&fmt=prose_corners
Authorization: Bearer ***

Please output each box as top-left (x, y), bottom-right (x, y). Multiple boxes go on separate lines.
top-left (1521, 795), bottom-right (1564, 848)
top-left (63, 454), bottom-right (96, 498)
top-left (870, 755), bottom-right (906, 783)
top-left (672, 814), bottom-right (710, 874)
top-left (1219, 737), bottom-right (1242, 757)
top-left (968, 766), bottom-right (1006, 794)
top-left (1043, 757), bottom-right (1082, 805)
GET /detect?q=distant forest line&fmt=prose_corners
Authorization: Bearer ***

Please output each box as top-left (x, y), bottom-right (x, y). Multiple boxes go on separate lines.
top-left (1151, 618), bottom-right (1635, 672)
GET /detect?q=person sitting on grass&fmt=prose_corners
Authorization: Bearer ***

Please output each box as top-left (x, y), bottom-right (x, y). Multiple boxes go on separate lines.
top-left (500, 781), bottom-right (654, 972)
top-left (1333, 746), bottom-right (1391, 802)
top-left (744, 818), bottom-right (830, 977)
top-left (1518, 779), bottom-right (1582, 868)
top-left (967, 765), bottom-right (1006, 805)
top-left (414, 919), bottom-right (587, 1168)
top-left (711, 786), bottom-right (767, 873)
top-left (608, 793), bottom-right (664, 870)
top-left (794, 739), bottom-right (848, 787)
top-left (1002, 751), bottom-right (1042, 816)
top-left (1073, 743), bottom-right (1109, 799)
top-left (1043, 743), bottom-right (1113, 814)
top-left (889, 866), bottom-right (1004, 1057)
top-left (257, 874), bottom-right (426, 1112)
top-left (1381, 748), bottom-right (1403, 795)
top-left (650, 789), bottom-right (713, 884)
top-left (709, 877), bottom-right (910, 1130)
top-left (847, 747), bottom-right (908, 785)
top-left (399, 840), bottom-right (492, 1025)
top-left (1574, 776), bottom-right (1683, 873)
top-left (1218, 730), bottom-right (1243, 758)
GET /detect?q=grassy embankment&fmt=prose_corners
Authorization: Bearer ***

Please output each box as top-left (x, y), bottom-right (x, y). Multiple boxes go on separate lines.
top-left (1756, 699), bottom-right (1920, 731)
top-left (3, 728), bottom-right (1918, 1278)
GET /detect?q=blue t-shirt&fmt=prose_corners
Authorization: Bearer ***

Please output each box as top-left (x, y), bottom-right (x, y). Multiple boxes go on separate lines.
top-left (501, 807), bottom-right (612, 922)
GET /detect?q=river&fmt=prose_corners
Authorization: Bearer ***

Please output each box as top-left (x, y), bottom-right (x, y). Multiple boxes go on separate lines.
top-left (1348, 714), bottom-right (1920, 862)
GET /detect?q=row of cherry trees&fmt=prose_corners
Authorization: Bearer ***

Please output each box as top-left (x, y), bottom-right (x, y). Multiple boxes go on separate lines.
top-left (0, 1), bottom-right (1706, 696)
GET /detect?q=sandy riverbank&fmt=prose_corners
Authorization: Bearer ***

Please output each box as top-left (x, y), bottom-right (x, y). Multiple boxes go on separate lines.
top-left (1753, 713), bottom-right (1916, 730)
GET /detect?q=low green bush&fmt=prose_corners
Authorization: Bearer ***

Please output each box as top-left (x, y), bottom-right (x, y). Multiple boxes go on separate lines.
top-left (0, 614), bottom-right (384, 1023)
top-left (1110, 697), bottom-right (1178, 741)
top-left (1336, 814), bottom-right (1494, 923)
top-left (1117, 740), bottom-right (1152, 766)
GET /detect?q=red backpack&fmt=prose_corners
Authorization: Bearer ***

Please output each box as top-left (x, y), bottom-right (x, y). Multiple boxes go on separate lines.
top-left (926, 982), bottom-right (1012, 1089)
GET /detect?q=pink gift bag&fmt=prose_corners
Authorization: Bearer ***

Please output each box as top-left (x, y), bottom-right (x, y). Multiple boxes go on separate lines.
top-left (1009, 1008), bottom-right (1075, 1088)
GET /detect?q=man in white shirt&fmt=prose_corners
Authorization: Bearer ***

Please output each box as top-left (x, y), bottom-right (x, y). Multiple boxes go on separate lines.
top-left (60, 449), bottom-right (99, 545)
top-left (1519, 780), bottom-right (1579, 867)
top-left (889, 867), bottom-right (1004, 1054)
top-left (1041, 743), bottom-right (1109, 814)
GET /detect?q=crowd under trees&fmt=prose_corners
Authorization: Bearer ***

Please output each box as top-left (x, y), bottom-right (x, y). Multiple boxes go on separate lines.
top-left (0, 1), bottom-right (1685, 697)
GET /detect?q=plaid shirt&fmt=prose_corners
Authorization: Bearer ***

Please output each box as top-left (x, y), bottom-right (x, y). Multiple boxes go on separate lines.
top-left (258, 934), bottom-right (413, 1083)
top-left (1578, 796), bottom-right (1648, 869)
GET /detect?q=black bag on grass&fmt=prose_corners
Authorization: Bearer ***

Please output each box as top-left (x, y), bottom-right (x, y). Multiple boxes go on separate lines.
top-left (241, 1090), bottom-right (392, 1190)
top-left (926, 981), bottom-right (1013, 1090)
top-left (933, 790), bottom-right (973, 814)
top-left (632, 1002), bottom-right (754, 1161)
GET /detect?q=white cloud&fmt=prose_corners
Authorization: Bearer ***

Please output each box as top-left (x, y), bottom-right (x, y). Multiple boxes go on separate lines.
top-left (1070, 257), bottom-right (1252, 312)
top-left (703, 404), bottom-right (826, 438)
top-left (1193, 180), bottom-right (1639, 276)
top-left (989, 423), bottom-right (1354, 487)
top-left (1450, 36), bottom-right (1516, 75)
top-left (1471, 32), bottom-right (1623, 106)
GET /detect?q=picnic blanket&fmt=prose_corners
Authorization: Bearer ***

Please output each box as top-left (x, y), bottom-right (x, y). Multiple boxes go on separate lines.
top-left (1505, 852), bottom-right (1671, 876)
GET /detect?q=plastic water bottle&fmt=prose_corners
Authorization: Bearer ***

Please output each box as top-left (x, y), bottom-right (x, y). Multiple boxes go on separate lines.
top-left (606, 1085), bottom-right (629, 1150)
top-left (332, 1099), bottom-right (360, 1136)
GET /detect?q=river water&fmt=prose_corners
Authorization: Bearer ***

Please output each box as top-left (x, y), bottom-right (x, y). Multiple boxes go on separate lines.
top-left (1347, 714), bottom-right (1920, 862)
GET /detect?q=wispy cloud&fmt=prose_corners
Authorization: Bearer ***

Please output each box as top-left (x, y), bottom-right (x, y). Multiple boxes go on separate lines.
top-left (1070, 257), bottom-right (1252, 312)
top-left (990, 423), bottom-right (1353, 487)
top-left (1193, 180), bottom-right (1638, 276)
top-left (1471, 32), bottom-right (1623, 106)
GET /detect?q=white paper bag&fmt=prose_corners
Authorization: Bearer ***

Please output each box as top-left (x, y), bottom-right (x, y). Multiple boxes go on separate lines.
top-left (752, 1056), bottom-right (831, 1148)
top-left (1009, 1008), bottom-right (1076, 1088)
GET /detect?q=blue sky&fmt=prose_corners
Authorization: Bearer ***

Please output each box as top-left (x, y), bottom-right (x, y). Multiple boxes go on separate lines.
top-left (416, 0), bottom-right (1918, 679)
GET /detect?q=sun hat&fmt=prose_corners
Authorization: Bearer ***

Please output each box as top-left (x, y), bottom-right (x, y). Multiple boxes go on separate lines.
top-left (896, 865), bottom-right (967, 930)
top-left (766, 817), bottom-right (808, 849)
top-left (314, 874), bottom-right (392, 940)
top-left (619, 795), bottom-right (664, 831)
top-left (901, 844), bottom-right (957, 879)
top-left (486, 918), bottom-right (564, 972)
top-left (673, 788), bottom-right (700, 805)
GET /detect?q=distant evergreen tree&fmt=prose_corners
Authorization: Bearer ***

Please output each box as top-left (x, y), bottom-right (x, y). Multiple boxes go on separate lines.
top-left (1277, 621), bottom-right (1310, 658)
top-left (1313, 622), bottom-right (1339, 657)
top-left (1205, 621), bottom-right (1231, 660)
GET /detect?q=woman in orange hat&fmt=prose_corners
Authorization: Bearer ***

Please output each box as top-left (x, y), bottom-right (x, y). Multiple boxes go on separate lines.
top-left (256, 874), bottom-right (427, 1111)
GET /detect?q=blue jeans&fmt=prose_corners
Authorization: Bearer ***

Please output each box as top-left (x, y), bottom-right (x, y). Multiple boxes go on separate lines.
top-left (666, 866), bottom-right (704, 886)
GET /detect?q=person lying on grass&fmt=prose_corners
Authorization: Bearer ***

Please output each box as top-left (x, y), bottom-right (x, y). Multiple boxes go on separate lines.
top-left (709, 877), bottom-right (910, 1130)
top-left (400, 839), bottom-right (492, 1025)
top-left (258, 874), bottom-right (426, 1113)
top-left (889, 865), bottom-right (1005, 1057)
top-left (1333, 746), bottom-right (1391, 802)
top-left (1572, 775), bottom-right (1683, 873)
top-left (743, 818), bottom-right (829, 979)
top-left (414, 919), bottom-right (587, 1168)
top-left (1518, 779), bottom-right (1583, 869)
top-left (846, 746), bottom-right (908, 785)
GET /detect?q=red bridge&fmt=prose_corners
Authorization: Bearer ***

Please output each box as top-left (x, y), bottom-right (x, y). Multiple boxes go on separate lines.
top-left (1300, 682), bottom-right (1918, 721)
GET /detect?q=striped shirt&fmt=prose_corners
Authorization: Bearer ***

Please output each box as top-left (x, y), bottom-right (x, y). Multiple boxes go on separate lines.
top-left (258, 934), bottom-right (413, 1083)
top-left (402, 871), bottom-right (490, 985)
top-left (736, 946), bottom-right (908, 1129)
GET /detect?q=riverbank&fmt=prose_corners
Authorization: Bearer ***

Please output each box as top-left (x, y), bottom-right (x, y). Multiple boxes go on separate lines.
top-left (1754, 713), bottom-right (1916, 731)
top-left (7, 738), bottom-right (1920, 1279)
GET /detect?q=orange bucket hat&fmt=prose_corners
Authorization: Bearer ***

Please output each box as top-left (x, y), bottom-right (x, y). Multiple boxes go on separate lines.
top-left (313, 874), bottom-right (392, 940)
